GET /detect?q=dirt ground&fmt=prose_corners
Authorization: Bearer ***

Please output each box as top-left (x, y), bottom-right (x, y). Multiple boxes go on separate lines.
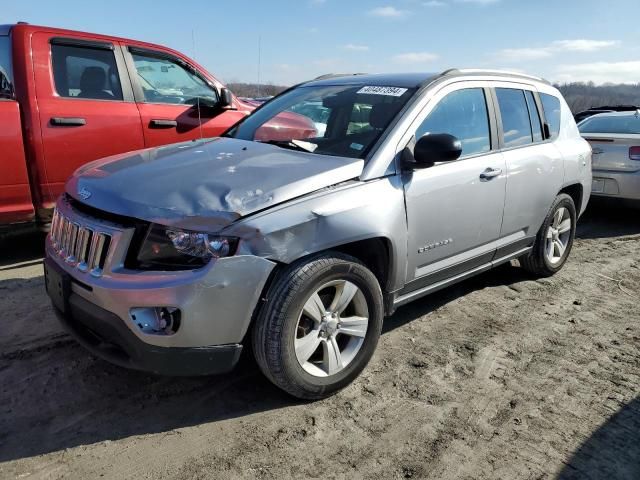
top-left (1, 199), bottom-right (639, 480)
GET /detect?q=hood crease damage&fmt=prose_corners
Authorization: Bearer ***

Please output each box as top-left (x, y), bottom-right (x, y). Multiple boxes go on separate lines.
top-left (66, 137), bottom-right (364, 231)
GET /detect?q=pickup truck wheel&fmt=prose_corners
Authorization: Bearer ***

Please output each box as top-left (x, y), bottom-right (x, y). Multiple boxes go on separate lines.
top-left (520, 193), bottom-right (576, 277)
top-left (252, 253), bottom-right (383, 400)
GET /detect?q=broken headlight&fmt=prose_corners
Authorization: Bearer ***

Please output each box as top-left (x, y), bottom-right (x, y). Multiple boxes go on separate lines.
top-left (135, 225), bottom-right (238, 270)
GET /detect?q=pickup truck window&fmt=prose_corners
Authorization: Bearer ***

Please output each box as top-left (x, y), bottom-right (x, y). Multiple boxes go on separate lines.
top-left (416, 88), bottom-right (491, 157)
top-left (131, 52), bottom-right (218, 106)
top-left (0, 36), bottom-right (13, 99)
top-left (51, 44), bottom-right (123, 100)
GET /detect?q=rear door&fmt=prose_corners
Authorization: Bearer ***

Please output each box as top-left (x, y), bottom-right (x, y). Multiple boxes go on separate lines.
top-left (32, 33), bottom-right (144, 209)
top-left (495, 86), bottom-right (564, 255)
top-left (0, 33), bottom-right (34, 224)
top-left (121, 45), bottom-right (245, 147)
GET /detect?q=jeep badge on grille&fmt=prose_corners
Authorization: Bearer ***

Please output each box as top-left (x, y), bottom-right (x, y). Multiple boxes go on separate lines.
top-left (78, 187), bottom-right (92, 200)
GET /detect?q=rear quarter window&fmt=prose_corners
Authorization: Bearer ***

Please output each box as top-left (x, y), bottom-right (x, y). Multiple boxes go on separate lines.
top-left (540, 93), bottom-right (561, 139)
top-left (0, 36), bottom-right (13, 99)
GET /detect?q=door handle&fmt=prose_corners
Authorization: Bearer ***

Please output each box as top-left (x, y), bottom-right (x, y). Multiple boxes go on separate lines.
top-left (479, 167), bottom-right (502, 180)
top-left (149, 119), bottom-right (178, 128)
top-left (50, 117), bottom-right (86, 126)
top-left (591, 147), bottom-right (604, 155)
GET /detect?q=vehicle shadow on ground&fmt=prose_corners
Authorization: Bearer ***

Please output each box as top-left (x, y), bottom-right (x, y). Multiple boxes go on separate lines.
top-left (576, 198), bottom-right (640, 239)
top-left (0, 231), bottom-right (45, 269)
top-left (557, 396), bottom-right (640, 479)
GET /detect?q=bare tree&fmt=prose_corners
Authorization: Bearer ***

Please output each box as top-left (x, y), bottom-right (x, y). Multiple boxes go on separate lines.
top-left (227, 82), bottom-right (288, 98)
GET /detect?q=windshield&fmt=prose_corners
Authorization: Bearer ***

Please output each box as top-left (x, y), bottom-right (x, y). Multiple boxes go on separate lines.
top-left (579, 114), bottom-right (640, 135)
top-left (226, 84), bottom-right (416, 159)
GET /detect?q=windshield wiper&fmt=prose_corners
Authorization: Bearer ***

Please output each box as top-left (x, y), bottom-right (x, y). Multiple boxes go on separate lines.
top-left (262, 139), bottom-right (318, 153)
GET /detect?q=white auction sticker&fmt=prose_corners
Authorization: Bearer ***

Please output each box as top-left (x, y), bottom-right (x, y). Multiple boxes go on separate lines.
top-left (357, 86), bottom-right (408, 97)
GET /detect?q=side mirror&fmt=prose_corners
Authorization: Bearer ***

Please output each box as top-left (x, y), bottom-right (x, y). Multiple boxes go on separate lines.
top-left (219, 87), bottom-right (234, 109)
top-left (411, 133), bottom-right (462, 168)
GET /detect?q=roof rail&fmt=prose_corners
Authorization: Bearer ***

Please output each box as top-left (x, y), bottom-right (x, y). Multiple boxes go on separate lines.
top-left (441, 68), bottom-right (550, 85)
top-left (313, 72), bottom-right (367, 81)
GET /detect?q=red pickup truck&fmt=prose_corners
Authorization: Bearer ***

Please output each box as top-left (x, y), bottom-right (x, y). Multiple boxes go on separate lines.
top-left (1, 23), bottom-right (300, 231)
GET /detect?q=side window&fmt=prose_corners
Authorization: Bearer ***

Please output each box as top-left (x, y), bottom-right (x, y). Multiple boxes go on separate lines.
top-left (131, 51), bottom-right (218, 105)
top-left (416, 88), bottom-right (491, 157)
top-left (540, 93), bottom-right (561, 139)
top-left (525, 91), bottom-right (543, 142)
top-left (495, 88), bottom-right (533, 148)
top-left (0, 36), bottom-right (13, 99)
top-left (51, 44), bottom-right (123, 100)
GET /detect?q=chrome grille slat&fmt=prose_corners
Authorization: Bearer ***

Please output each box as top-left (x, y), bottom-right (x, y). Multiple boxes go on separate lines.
top-left (91, 233), bottom-right (108, 277)
top-left (66, 223), bottom-right (79, 263)
top-left (50, 211), bottom-right (60, 247)
top-left (53, 211), bottom-right (61, 246)
top-left (49, 207), bottom-right (113, 277)
top-left (77, 228), bottom-right (90, 269)
top-left (62, 219), bottom-right (71, 254)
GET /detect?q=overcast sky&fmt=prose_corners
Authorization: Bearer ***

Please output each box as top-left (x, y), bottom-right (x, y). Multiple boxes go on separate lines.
top-left (5, 0), bottom-right (640, 85)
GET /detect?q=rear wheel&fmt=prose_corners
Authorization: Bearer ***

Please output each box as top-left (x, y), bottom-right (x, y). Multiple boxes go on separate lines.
top-left (520, 193), bottom-right (576, 276)
top-left (252, 253), bottom-right (383, 400)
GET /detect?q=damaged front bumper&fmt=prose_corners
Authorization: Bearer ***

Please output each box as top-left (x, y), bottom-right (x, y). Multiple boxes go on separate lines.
top-left (44, 198), bottom-right (276, 376)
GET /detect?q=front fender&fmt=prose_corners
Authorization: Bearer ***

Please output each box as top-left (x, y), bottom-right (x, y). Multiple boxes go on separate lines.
top-left (222, 177), bottom-right (408, 292)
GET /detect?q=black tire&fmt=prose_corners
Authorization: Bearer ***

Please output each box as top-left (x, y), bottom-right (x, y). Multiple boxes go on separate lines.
top-left (252, 252), bottom-right (384, 400)
top-left (520, 193), bottom-right (576, 277)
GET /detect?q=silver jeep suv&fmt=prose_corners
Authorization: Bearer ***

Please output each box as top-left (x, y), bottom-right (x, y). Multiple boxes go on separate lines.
top-left (44, 69), bottom-right (592, 399)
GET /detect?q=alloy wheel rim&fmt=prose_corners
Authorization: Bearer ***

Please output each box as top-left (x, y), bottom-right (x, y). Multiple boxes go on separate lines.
top-left (545, 206), bottom-right (572, 265)
top-left (294, 279), bottom-right (369, 377)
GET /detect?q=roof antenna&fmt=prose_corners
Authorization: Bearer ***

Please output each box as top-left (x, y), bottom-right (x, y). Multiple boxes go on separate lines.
top-left (192, 28), bottom-right (204, 140)
top-left (257, 35), bottom-right (262, 98)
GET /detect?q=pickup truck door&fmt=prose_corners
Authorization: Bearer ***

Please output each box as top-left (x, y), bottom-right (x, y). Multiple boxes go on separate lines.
top-left (121, 45), bottom-right (245, 148)
top-left (401, 84), bottom-right (506, 293)
top-left (0, 100), bottom-right (34, 224)
top-left (32, 33), bottom-right (144, 210)
top-left (1, 33), bottom-right (34, 225)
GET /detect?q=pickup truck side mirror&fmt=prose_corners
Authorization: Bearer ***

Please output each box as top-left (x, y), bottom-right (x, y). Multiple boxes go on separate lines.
top-left (411, 133), bottom-right (462, 168)
top-left (219, 88), bottom-right (234, 109)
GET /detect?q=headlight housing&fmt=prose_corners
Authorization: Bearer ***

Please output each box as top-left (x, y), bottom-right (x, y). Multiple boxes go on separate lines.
top-left (135, 225), bottom-right (238, 270)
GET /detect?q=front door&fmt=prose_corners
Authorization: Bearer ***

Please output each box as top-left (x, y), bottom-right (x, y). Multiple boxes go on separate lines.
top-left (403, 85), bottom-right (506, 290)
top-left (33, 33), bottom-right (144, 210)
top-left (122, 46), bottom-right (245, 148)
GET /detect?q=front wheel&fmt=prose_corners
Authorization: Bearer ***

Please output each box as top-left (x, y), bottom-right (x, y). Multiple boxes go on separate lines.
top-left (252, 253), bottom-right (383, 400)
top-left (520, 193), bottom-right (576, 276)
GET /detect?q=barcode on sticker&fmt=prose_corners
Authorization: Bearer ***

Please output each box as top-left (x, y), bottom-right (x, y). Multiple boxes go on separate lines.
top-left (357, 86), bottom-right (408, 97)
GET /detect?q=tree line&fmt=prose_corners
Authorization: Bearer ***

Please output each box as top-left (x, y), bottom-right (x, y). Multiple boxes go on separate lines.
top-left (227, 82), bottom-right (287, 98)
top-left (555, 82), bottom-right (639, 113)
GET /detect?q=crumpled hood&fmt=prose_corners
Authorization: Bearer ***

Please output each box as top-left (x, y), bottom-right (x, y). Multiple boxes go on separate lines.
top-left (66, 138), bottom-right (364, 231)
